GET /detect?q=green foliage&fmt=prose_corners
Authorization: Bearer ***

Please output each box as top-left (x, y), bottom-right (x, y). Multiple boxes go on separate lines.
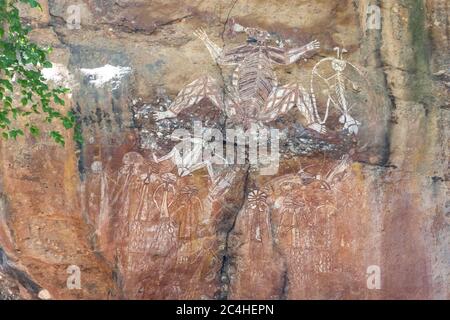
top-left (0, 0), bottom-right (83, 146)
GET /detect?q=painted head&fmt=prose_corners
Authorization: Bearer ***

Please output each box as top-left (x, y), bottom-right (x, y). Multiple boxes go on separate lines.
top-left (244, 27), bottom-right (271, 45)
top-left (332, 47), bottom-right (348, 72)
top-left (332, 59), bottom-right (347, 72)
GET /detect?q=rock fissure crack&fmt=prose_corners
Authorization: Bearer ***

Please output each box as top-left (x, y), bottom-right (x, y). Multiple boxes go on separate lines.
top-left (0, 248), bottom-right (42, 298)
top-left (217, 165), bottom-right (249, 300)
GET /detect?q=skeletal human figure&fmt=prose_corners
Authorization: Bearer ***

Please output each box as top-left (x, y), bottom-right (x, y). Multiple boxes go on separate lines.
top-left (311, 47), bottom-right (365, 134)
top-left (153, 26), bottom-right (323, 131)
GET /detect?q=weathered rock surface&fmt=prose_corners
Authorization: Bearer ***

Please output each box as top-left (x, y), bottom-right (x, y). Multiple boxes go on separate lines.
top-left (0, 0), bottom-right (448, 299)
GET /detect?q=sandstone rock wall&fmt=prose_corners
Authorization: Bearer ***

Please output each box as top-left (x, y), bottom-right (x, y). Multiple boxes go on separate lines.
top-left (0, 0), bottom-right (448, 299)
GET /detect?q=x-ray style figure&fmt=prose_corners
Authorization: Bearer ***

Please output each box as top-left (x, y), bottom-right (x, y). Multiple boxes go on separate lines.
top-left (153, 26), bottom-right (324, 131)
top-left (311, 47), bottom-right (366, 134)
top-left (151, 26), bottom-right (373, 185)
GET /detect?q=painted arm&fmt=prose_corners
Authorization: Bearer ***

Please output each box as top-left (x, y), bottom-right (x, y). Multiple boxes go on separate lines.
top-left (194, 28), bottom-right (245, 65)
top-left (194, 28), bottom-right (224, 62)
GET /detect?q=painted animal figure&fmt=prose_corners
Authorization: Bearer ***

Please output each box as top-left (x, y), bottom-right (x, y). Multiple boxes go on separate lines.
top-left (152, 136), bottom-right (215, 180)
top-left (154, 26), bottom-right (325, 132)
top-left (152, 132), bottom-right (228, 182)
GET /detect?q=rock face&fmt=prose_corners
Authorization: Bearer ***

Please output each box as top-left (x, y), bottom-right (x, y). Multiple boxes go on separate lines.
top-left (0, 0), bottom-right (448, 299)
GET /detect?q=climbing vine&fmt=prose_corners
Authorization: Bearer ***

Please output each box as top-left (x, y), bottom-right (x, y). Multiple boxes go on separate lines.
top-left (0, 0), bottom-right (82, 146)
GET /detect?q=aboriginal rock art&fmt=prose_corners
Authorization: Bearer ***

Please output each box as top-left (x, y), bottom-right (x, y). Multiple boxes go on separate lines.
top-left (5, 0), bottom-right (445, 301)
top-left (153, 25), bottom-right (372, 133)
top-left (266, 154), bottom-right (352, 193)
top-left (275, 192), bottom-right (309, 249)
top-left (207, 169), bottom-right (238, 202)
top-left (150, 24), bottom-right (375, 183)
top-left (229, 153), bottom-right (354, 298)
top-left (150, 172), bottom-right (178, 255)
top-left (172, 185), bottom-right (203, 241)
top-left (152, 133), bottom-right (222, 183)
top-left (246, 189), bottom-right (271, 243)
top-left (94, 24), bottom-right (379, 298)
top-left (89, 148), bottom-right (235, 298)
top-left (154, 27), bottom-right (323, 131)
top-left (310, 48), bottom-right (369, 134)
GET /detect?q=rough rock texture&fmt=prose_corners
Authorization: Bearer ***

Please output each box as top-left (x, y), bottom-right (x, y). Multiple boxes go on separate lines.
top-left (0, 0), bottom-right (448, 299)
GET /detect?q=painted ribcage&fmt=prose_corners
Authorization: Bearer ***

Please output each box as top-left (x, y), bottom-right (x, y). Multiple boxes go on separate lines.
top-left (234, 52), bottom-right (277, 111)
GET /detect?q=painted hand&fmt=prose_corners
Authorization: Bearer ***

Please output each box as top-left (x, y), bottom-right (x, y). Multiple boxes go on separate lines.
top-left (193, 28), bottom-right (208, 41)
top-left (306, 39), bottom-right (320, 51)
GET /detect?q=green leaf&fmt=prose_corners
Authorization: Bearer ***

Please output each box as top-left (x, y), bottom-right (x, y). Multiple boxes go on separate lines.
top-left (9, 129), bottom-right (24, 139)
top-left (4, 97), bottom-right (12, 109)
top-left (0, 80), bottom-right (13, 92)
top-left (62, 116), bottom-right (74, 129)
top-left (23, 0), bottom-right (42, 10)
top-left (12, 108), bottom-right (19, 119)
top-left (0, 0), bottom-right (72, 147)
top-left (29, 125), bottom-right (40, 137)
top-left (21, 97), bottom-right (28, 106)
top-left (42, 61), bottom-right (52, 68)
top-left (50, 130), bottom-right (65, 146)
top-left (53, 94), bottom-right (65, 106)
